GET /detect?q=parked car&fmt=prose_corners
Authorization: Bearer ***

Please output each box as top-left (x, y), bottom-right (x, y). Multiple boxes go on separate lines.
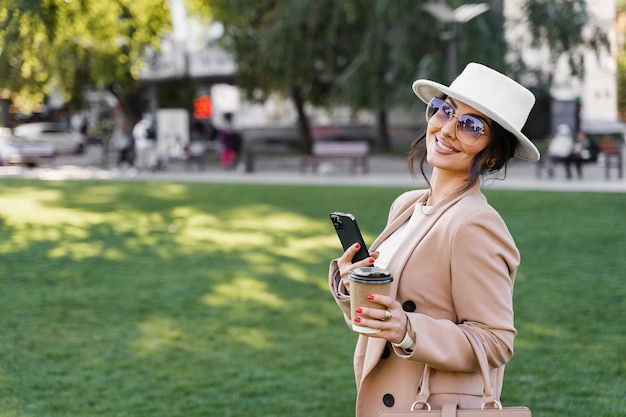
top-left (0, 128), bottom-right (56, 167)
top-left (13, 122), bottom-right (88, 155)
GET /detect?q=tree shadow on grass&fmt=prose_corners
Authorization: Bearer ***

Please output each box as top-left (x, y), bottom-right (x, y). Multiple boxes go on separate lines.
top-left (0, 179), bottom-right (403, 417)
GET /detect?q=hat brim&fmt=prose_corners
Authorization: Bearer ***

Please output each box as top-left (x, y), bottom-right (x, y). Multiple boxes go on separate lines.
top-left (413, 80), bottom-right (540, 161)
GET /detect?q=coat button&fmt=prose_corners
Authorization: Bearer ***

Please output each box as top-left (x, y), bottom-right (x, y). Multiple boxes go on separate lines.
top-left (381, 343), bottom-right (391, 359)
top-left (383, 393), bottom-right (395, 407)
top-left (402, 300), bottom-right (416, 312)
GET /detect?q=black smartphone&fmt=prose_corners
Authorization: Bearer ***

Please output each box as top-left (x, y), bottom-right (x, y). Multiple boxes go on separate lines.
top-left (330, 212), bottom-right (370, 263)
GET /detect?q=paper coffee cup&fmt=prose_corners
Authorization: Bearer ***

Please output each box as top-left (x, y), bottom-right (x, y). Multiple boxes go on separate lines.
top-left (348, 267), bottom-right (394, 334)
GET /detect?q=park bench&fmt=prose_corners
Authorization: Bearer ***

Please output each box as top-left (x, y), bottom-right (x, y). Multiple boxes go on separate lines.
top-left (596, 136), bottom-right (623, 179)
top-left (536, 123), bottom-right (624, 180)
top-left (240, 125), bottom-right (375, 173)
top-left (242, 138), bottom-right (297, 173)
top-left (300, 140), bottom-right (370, 174)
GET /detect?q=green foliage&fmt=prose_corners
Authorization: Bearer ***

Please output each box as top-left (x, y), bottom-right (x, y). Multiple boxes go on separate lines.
top-left (209, 0), bottom-right (363, 106)
top-left (157, 77), bottom-right (199, 112)
top-left (330, 0), bottom-right (442, 110)
top-left (0, 0), bottom-right (212, 114)
top-left (208, 0), bottom-right (609, 133)
top-left (0, 180), bottom-right (624, 417)
top-left (618, 0), bottom-right (626, 14)
top-left (0, 0), bottom-right (612, 130)
top-left (208, 0), bottom-right (502, 112)
top-left (618, 58), bottom-right (626, 120)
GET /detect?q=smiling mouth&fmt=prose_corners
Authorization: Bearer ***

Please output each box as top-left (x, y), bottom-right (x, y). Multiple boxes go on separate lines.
top-left (436, 136), bottom-right (459, 153)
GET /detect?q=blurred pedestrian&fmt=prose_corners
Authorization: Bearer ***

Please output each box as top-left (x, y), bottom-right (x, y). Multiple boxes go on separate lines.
top-left (114, 120), bottom-right (135, 169)
top-left (546, 124), bottom-right (574, 178)
top-left (133, 114), bottom-right (157, 171)
top-left (218, 113), bottom-right (242, 170)
top-left (563, 130), bottom-right (597, 179)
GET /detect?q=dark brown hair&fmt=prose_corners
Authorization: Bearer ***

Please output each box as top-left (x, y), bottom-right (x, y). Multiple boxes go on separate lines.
top-left (407, 113), bottom-right (518, 194)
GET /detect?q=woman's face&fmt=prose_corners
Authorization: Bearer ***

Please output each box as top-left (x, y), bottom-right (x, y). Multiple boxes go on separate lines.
top-left (425, 97), bottom-right (492, 175)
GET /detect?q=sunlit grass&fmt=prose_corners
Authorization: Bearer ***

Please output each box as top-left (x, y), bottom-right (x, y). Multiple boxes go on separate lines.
top-left (202, 277), bottom-right (286, 308)
top-left (0, 179), bottom-right (624, 417)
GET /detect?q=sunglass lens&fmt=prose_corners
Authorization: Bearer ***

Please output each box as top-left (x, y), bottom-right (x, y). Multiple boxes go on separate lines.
top-left (426, 98), bottom-right (451, 124)
top-left (458, 115), bottom-right (484, 140)
top-left (426, 98), bottom-right (441, 120)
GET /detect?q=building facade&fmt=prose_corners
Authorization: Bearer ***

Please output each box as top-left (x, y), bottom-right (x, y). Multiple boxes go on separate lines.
top-left (505, 0), bottom-right (619, 136)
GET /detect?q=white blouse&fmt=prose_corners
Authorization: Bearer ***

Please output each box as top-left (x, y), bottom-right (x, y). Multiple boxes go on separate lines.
top-left (374, 203), bottom-right (432, 269)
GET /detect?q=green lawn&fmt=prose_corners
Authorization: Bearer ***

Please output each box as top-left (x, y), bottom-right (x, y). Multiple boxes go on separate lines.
top-left (0, 179), bottom-right (623, 417)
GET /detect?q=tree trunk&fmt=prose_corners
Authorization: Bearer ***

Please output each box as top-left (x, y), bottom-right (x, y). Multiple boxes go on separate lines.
top-left (108, 85), bottom-right (145, 127)
top-left (0, 99), bottom-right (11, 127)
top-left (376, 108), bottom-right (391, 152)
top-left (291, 86), bottom-right (312, 154)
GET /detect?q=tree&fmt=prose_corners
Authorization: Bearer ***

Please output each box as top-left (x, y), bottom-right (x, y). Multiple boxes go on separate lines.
top-left (0, 0), bottom-right (210, 126)
top-left (207, 0), bottom-right (378, 153)
top-left (617, 0), bottom-right (626, 120)
top-left (331, 0), bottom-right (505, 150)
top-left (206, 0), bottom-right (451, 152)
top-left (327, 0), bottom-right (442, 151)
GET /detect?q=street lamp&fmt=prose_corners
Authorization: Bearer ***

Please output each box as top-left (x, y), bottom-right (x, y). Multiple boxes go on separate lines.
top-left (422, 2), bottom-right (490, 82)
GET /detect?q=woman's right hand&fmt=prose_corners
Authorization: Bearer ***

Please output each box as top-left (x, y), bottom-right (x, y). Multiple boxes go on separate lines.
top-left (337, 243), bottom-right (379, 292)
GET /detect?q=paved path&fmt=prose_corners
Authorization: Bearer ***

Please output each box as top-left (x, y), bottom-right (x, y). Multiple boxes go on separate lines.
top-left (1, 147), bottom-right (624, 192)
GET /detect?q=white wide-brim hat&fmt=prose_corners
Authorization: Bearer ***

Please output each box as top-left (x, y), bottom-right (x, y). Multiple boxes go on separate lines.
top-left (412, 62), bottom-right (540, 161)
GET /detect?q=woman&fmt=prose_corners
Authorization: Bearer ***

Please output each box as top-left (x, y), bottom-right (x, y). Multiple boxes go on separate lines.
top-left (328, 63), bottom-right (539, 416)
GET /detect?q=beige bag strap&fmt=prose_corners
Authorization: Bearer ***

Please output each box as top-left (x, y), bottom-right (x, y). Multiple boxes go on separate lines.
top-left (411, 326), bottom-right (501, 411)
top-left (412, 364), bottom-right (432, 409)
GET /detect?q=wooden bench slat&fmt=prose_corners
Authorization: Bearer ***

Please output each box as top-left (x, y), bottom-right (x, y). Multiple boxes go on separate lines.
top-left (312, 141), bottom-right (369, 156)
top-left (302, 141), bottom-right (370, 174)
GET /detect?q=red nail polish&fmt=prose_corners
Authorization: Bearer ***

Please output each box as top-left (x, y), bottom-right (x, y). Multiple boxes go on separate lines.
top-left (354, 317), bottom-right (361, 323)
top-left (355, 243), bottom-right (361, 249)
top-left (355, 307), bottom-right (362, 313)
top-left (368, 257), bottom-right (375, 264)
top-left (367, 294), bottom-right (374, 300)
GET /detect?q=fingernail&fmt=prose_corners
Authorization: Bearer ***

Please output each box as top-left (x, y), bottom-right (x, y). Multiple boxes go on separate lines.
top-left (368, 257), bottom-right (375, 264)
top-left (355, 307), bottom-right (362, 313)
top-left (355, 243), bottom-right (360, 249)
top-left (354, 317), bottom-right (361, 323)
top-left (367, 294), bottom-right (374, 300)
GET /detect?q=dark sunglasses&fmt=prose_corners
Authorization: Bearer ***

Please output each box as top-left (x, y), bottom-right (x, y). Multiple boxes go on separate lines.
top-left (425, 97), bottom-right (487, 144)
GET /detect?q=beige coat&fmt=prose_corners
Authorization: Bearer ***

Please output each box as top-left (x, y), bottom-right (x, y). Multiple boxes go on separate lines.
top-left (329, 185), bottom-right (520, 417)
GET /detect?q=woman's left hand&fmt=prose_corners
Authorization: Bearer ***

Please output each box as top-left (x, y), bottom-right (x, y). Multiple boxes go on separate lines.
top-left (354, 294), bottom-right (407, 344)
